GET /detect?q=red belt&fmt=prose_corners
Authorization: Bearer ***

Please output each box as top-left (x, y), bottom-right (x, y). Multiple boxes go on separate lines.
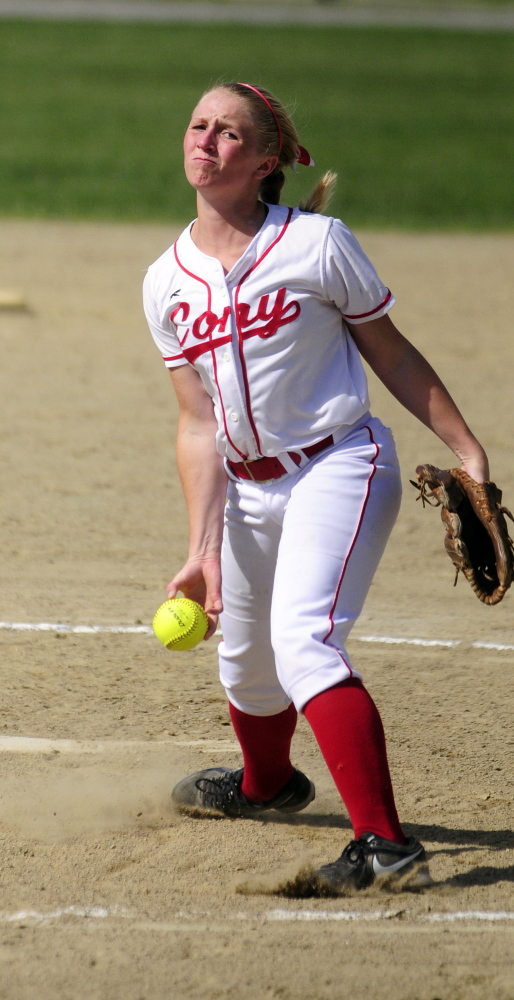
top-left (227, 434), bottom-right (334, 483)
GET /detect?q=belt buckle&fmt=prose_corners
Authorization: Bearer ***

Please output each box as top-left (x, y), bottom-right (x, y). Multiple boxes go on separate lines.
top-left (242, 459), bottom-right (258, 482)
top-left (242, 459), bottom-right (277, 486)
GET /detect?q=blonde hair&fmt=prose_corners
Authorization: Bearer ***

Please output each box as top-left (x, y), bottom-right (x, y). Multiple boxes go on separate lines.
top-left (206, 82), bottom-right (337, 215)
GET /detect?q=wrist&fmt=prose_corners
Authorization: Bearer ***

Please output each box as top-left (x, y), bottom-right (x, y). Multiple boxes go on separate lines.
top-left (186, 549), bottom-right (222, 564)
top-left (452, 439), bottom-right (490, 482)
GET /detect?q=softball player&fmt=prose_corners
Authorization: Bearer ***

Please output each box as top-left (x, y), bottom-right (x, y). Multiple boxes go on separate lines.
top-left (143, 82), bottom-right (489, 892)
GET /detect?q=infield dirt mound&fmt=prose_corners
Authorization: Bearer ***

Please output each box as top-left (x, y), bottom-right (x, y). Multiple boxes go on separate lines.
top-left (0, 220), bottom-right (513, 999)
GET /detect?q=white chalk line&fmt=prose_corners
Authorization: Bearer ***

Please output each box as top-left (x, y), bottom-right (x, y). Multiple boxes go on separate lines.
top-left (0, 620), bottom-right (224, 637)
top-left (0, 736), bottom-right (239, 754)
top-left (0, 905), bottom-right (132, 924)
top-left (267, 908), bottom-right (402, 922)
top-left (0, 620), bottom-right (153, 635)
top-left (359, 635), bottom-right (460, 648)
top-left (2, 621), bottom-right (514, 651)
top-left (361, 636), bottom-right (514, 651)
top-left (473, 641), bottom-right (514, 652)
top-left (267, 909), bottom-right (514, 923)
top-left (425, 911), bottom-right (514, 923)
top-left (1, 905), bottom-right (514, 926)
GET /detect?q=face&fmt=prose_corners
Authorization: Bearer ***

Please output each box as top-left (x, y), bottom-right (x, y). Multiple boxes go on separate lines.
top-left (183, 88), bottom-right (277, 195)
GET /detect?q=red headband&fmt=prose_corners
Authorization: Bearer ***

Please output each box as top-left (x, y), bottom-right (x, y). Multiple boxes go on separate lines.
top-left (237, 82), bottom-right (314, 167)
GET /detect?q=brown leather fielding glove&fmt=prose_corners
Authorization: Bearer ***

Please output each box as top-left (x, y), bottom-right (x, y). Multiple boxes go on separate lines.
top-left (412, 465), bottom-right (514, 605)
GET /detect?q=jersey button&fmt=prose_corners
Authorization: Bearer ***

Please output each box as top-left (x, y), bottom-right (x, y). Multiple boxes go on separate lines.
top-left (223, 352), bottom-right (230, 362)
top-left (230, 413), bottom-right (238, 422)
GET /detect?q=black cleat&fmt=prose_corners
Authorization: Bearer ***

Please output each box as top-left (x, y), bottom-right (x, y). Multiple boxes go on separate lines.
top-left (316, 832), bottom-right (432, 892)
top-left (171, 766), bottom-right (315, 818)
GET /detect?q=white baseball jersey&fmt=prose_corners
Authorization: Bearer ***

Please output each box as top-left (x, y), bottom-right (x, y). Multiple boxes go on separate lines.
top-left (143, 205), bottom-right (395, 463)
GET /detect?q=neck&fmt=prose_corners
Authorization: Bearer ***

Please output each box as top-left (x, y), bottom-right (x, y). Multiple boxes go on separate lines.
top-left (192, 192), bottom-right (268, 270)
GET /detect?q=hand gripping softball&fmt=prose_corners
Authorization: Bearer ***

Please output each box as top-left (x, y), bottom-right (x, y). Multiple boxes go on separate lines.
top-left (412, 465), bottom-right (514, 605)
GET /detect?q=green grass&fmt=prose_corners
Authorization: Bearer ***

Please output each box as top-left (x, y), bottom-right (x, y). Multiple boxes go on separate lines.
top-left (0, 20), bottom-right (513, 228)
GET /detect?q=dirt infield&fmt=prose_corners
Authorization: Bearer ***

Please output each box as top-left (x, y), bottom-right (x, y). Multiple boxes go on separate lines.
top-left (1, 219), bottom-right (514, 999)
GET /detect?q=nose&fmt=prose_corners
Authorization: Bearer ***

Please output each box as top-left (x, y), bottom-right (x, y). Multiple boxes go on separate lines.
top-left (197, 126), bottom-right (216, 151)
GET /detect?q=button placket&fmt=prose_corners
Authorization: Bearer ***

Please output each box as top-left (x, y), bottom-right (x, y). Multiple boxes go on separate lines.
top-left (211, 256), bottom-right (261, 461)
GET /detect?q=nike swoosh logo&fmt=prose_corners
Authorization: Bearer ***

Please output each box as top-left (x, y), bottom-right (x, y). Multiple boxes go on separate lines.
top-left (169, 289), bottom-right (181, 299)
top-left (372, 846), bottom-right (423, 876)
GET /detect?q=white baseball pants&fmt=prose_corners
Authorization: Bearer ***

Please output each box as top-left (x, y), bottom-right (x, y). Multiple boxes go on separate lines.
top-left (218, 416), bottom-right (402, 716)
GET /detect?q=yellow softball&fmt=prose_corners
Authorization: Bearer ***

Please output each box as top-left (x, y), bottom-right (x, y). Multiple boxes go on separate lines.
top-left (152, 598), bottom-right (209, 651)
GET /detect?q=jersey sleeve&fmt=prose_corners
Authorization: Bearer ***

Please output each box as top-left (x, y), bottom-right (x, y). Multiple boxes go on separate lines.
top-left (323, 218), bottom-right (396, 323)
top-left (143, 267), bottom-right (188, 368)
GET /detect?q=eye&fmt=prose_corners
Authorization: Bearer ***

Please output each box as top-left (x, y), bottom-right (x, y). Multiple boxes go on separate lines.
top-left (191, 123), bottom-right (206, 131)
top-left (222, 129), bottom-right (239, 140)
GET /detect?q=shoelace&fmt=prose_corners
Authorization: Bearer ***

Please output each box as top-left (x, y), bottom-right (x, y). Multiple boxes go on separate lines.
top-left (323, 839), bottom-right (367, 873)
top-left (195, 771), bottom-right (243, 809)
top-left (341, 840), bottom-right (367, 864)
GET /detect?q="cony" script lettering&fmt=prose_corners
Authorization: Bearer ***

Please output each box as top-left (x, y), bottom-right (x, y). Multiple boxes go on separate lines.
top-left (170, 288), bottom-right (300, 344)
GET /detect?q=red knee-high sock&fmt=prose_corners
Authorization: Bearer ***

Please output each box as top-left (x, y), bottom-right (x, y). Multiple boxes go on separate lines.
top-left (303, 679), bottom-right (405, 843)
top-left (229, 702), bottom-right (297, 802)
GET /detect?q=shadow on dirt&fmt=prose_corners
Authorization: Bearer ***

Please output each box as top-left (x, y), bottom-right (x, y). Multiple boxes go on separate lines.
top-left (443, 864), bottom-right (514, 888)
top-left (260, 810), bottom-right (352, 829)
top-left (261, 815), bottom-right (514, 852)
top-left (403, 823), bottom-right (514, 850)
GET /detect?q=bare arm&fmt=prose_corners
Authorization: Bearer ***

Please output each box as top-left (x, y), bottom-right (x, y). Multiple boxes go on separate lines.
top-left (347, 313), bottom-right (489, 482)
top-left (167, 364), bottom-right (228, 637)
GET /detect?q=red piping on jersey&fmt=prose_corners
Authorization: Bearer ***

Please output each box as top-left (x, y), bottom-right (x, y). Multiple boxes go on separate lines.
top-left (163, 351), bottom-right (186, 363)
top-left (343, 289), bottom-right (392, 320)
top-left (173, 242), bottom-right (246, 460)
top-left (323, 425), bottom-right (380, 670)
top-left (233, 207), bottom-right (294, 457)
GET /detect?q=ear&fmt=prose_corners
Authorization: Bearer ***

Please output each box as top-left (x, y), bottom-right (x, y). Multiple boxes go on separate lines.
top-left (254, 155), bottom-right (279, 179)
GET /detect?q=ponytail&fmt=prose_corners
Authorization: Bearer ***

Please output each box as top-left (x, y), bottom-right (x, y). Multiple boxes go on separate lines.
top-left (300, 171), bottom-right (337, 215)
